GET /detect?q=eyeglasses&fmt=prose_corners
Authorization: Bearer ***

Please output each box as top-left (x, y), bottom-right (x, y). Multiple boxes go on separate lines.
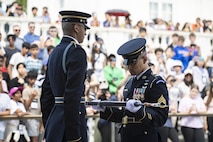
top-left (14, 29), bottom-right (21, 32)
top-left (29, 26), bottom-right (35, 29)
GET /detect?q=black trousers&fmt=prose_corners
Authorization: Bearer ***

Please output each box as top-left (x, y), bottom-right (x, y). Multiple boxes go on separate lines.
top-left (181, 126), bottom-right (205, 142)
top-left (207, 117), bottom-right (213, 142)
top-left (158, 126), bottom-right (179, 142)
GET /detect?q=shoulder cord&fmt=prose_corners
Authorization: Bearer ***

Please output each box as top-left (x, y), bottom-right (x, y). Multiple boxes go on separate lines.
top-left (62, 41), bottom-right (76, 74)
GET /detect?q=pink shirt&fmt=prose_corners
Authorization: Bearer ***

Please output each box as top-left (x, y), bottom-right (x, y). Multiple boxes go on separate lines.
top-left (178, 95), bottom-right (206, 128)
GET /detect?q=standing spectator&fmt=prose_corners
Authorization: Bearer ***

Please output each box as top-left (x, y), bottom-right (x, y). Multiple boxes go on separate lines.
top-left (177, 69), bottom-right (194, 97)
top-left (23, 22), bottom-right (40, 44)
top-left (12, 25), bottom-right (24, 51)
top-left (0, 55), bottom-right (9, 85)
top-left (0, 92), bottom-right (10, 142)
top-left (0, 70), bottom-right (10, 142)
top-left (5, 1), bottom-right (18, 17)
top-left (123, 16), bottom-right (132, 29)
top-left (103, 13), bottom-right (112, 27)
top-left (89, 41), bottom-right (107, 80)
top-left (4, 87), bottom-right (30, 141)
top-left (178, 84), bottom-right (206, 142)
top-left (170, 60), bottom-right (184, 83)
top-left (22, 70), bottom-right (41, 142)
top-left (172, 35), bottom-right (194, 71)
top-left (0, 32), bottom-right (6, 54)
top-left (7, 42), bottom-right (30, 79)
top-left (41, 7), bottom-right (51, 24)
top-left (90, 12), bottom-right (100, 27)
top-left (164, 47), bottom-right (176, 74)
top-left (25, 43), bottom-right (42, 74)
top-left (153, 47), bottom-right (168, 79)
top-left (182, 22), bottom-right (191, 32)
top-left (103, 54), bottom-right (124, 96)
top-left (174, 22), bottom-right (180, 31)
top-left (168, 33), bottom-right (179, 49)
top-left (157, 75), bottom-right (180, 142)
top-left (190, 57), bottom-right (210, 98)
top-left (47, 25), bottom-right (61, 46)
top-left (204, 83), bottom-right (213, 142)
top-left (205, 49), bottom-right (213, 81)
top-left (41, 10), bottom-right (91, 142)
top-left (4, 34), bottom-right (20, 68)
top-left (29, 7), bottom-right (38, 18)
top-left (187, 32), bottom-right (201, 56)
top-left (203, 20), bottom-right (212, 33)
top-left (133, 20), bottom-right (144, 30)
top-left (138, 27), bottom-right (155, 62)
top-left (96, 87), bottom-right (112, 142)
top-left (9, 62), bottom-right (27, 90)
top-left (192, 17), bottom-right (203, 32)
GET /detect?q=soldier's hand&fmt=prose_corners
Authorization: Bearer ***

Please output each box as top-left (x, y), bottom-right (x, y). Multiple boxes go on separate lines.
top-left (126, 99), bottom-right (142, 113)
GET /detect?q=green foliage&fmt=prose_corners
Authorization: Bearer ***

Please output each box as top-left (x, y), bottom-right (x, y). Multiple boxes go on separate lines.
top-left (16, 0), bottom-right (27, 11)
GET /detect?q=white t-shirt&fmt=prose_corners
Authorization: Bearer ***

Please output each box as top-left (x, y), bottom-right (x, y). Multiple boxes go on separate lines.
top-left (0, 93), bottom-right (10, 132)
top-left (7, 99), bottom-right (26, 126)
top-left (9, 52), bottom-right (26, 78)
top-left (178, 95), bottom-right (206, 128)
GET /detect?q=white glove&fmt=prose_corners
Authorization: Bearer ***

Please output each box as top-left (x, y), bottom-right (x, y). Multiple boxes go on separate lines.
top-left (126, 99), bottom-right (142, 113)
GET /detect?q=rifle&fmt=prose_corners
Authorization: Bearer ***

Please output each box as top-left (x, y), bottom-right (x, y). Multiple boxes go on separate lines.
top-left (83, 100), bottom-right (168, 108)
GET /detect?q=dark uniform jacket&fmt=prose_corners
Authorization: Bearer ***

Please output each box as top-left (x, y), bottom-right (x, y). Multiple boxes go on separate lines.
top-left (100, 68), bottom-right (169, 142)
top-left (41, 36), bottom-right (87, 142)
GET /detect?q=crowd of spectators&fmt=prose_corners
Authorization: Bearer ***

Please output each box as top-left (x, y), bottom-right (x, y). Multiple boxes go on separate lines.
top-left (0, 1), bottom-right (213, 142)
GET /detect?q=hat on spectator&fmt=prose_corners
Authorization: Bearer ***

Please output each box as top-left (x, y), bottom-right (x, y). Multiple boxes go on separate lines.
top-left (9, 87), bottom-right (23, 97)
top-left (117, 38), bottom-right (146, 65)
top-left (196, 56), bottom-right (204, 61)
top-left (184, 69), bottom-right (193, 76)
top-left (172, 60), bottom-right (183, 69)
top-left (59, 10), bottom-right (91, 29)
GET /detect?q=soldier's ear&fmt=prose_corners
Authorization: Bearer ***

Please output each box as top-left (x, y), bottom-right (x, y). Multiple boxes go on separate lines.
top-left (73, 24), bottom-right (80, 32)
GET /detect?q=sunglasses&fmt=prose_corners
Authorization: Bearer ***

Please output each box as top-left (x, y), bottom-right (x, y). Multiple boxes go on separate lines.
top-left (14, 29), bottom-right (21, 32)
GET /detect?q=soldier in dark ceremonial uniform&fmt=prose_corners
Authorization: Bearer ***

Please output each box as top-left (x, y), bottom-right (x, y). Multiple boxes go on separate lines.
top-left (40, 10), bottom-right (91, 142)
top-left (100, 38), bottom-right (169, 142)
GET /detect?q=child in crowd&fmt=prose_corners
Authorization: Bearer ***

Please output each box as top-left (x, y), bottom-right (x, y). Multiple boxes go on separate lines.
top-left (22, 70), bottom-right (42, 142)
top-left (4, 87), bottom-right (30, 142)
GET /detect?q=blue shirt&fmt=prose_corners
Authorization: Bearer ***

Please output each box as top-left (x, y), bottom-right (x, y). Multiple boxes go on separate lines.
top-left (172, 46), bottom-right (193, 71)
top-left (24, 33), bottom-right (40, 44)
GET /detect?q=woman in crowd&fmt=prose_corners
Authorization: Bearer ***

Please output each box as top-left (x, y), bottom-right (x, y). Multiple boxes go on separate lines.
top-left (178, 84), bottom-right (206, 142)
